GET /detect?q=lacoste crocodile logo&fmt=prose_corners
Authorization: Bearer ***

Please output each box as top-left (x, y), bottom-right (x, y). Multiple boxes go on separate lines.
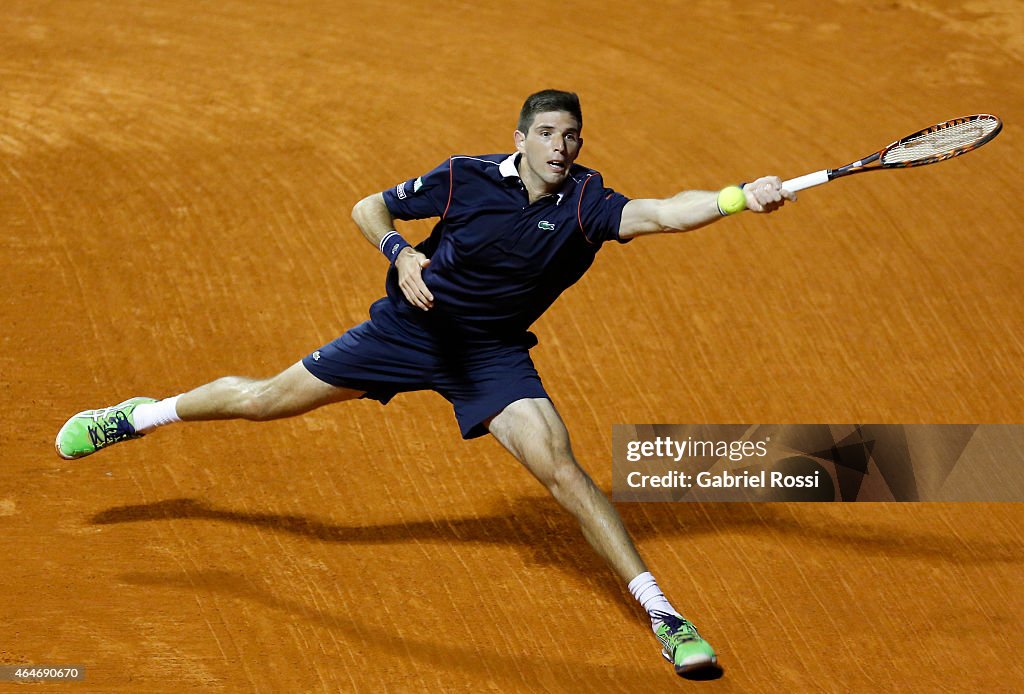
top-left (538, 221), bottom-right (555, 231)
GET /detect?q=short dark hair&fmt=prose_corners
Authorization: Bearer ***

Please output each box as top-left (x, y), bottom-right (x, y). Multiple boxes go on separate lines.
top-left (517, 90), bottom-right (582, 133)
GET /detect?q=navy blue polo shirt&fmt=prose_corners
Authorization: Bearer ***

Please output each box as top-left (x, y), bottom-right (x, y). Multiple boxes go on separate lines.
top-left (381, 153), bottom-right (630, 342)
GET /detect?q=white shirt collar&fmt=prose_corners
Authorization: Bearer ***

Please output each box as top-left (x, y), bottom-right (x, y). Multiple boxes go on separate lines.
top-left (499, 153), bottom-right (520, 179)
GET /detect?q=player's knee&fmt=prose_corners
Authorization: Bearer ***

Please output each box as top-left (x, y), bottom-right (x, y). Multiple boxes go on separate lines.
top-left (527, 424), bottom-right (578, 489)
top-left (230, 377), bottom-right (280, 421)
top-left (546, 455), bottom-right (588, 498)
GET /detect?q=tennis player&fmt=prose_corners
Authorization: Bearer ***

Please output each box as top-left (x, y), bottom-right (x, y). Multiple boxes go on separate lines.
top-left (56, 89), bottom-right (794, 677)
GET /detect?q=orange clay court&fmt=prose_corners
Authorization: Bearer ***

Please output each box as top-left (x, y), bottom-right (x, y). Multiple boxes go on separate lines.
top-left (3, 1), bottom-right (1024, 691)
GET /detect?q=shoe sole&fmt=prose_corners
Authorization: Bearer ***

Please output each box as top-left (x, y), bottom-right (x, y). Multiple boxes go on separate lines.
top-left (661, 648), bottom-right (720, 677)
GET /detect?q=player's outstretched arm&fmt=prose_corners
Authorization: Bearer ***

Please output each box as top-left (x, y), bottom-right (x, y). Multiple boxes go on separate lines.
top-left (351, 193), bottom-right (434, 310)
top-left (617, 176), bottom-right (796, 240)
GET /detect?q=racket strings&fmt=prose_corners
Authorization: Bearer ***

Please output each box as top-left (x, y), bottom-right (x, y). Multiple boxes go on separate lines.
top-left (883, 117), bottom-right (1000, 164)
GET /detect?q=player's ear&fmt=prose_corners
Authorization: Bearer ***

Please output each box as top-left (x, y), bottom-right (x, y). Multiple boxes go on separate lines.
top-left (514, 129), bottom-right (526, 153)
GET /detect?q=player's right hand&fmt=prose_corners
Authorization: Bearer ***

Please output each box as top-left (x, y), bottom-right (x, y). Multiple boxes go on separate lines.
top-left (743, 176), bottom-right (796, 213)
top-left (395, 248), bottom-right (434, 310)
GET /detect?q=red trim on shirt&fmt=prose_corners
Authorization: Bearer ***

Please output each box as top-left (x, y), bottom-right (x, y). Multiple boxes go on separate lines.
top-left (576, 174), bottom-right (597, 246)
top-left (443, 157), bottom-right (454, 219)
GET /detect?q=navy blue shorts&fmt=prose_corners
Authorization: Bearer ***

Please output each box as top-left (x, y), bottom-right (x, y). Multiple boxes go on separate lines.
top-left (301, 299), bottom-right (549, 439)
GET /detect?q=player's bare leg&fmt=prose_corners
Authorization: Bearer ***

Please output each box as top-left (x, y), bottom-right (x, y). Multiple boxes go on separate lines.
top-left (487, 397), bottom-right (646, 582)
top-left (175, 361), bottom-right (362, 421)
top-left (487, 397), bottom-right (719, 676)
top-left (55, 361), bottom-right (362, 459)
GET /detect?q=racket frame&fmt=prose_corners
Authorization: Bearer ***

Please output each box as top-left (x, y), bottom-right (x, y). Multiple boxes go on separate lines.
top-left (782, 114), bottom-right (1002, 192)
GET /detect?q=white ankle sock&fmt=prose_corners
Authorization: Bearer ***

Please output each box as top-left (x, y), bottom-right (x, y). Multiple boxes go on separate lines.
top-left (133, 395), bottom-right (182, 433)
top-left (628, 571), bottom-right (680, 631)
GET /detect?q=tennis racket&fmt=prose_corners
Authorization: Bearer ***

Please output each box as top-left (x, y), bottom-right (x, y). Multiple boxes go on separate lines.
top-left (782, 114), bottom-right (1003, 192)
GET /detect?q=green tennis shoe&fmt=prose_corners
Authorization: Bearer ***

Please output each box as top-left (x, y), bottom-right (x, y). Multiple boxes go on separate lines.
top-left (55, 397), bottom-right (156, 460)
top-left (652, 610), bottom-right (719, 677)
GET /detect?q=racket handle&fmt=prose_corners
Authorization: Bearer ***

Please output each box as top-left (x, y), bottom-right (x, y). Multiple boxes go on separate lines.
top-left (781, 170), bottom-right (830, 192)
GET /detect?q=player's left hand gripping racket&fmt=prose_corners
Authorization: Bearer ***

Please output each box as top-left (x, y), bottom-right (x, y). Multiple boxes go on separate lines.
top-left (782, 114), bottom-right (1003, 192)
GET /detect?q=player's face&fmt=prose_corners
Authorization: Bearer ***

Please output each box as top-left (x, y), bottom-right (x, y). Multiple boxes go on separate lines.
top-left (514, 110), bottom-right (583, 195)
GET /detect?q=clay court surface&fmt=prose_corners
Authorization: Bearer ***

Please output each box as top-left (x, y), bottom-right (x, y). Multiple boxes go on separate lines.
top-left (3, 0), bottom-right (1024, 691)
